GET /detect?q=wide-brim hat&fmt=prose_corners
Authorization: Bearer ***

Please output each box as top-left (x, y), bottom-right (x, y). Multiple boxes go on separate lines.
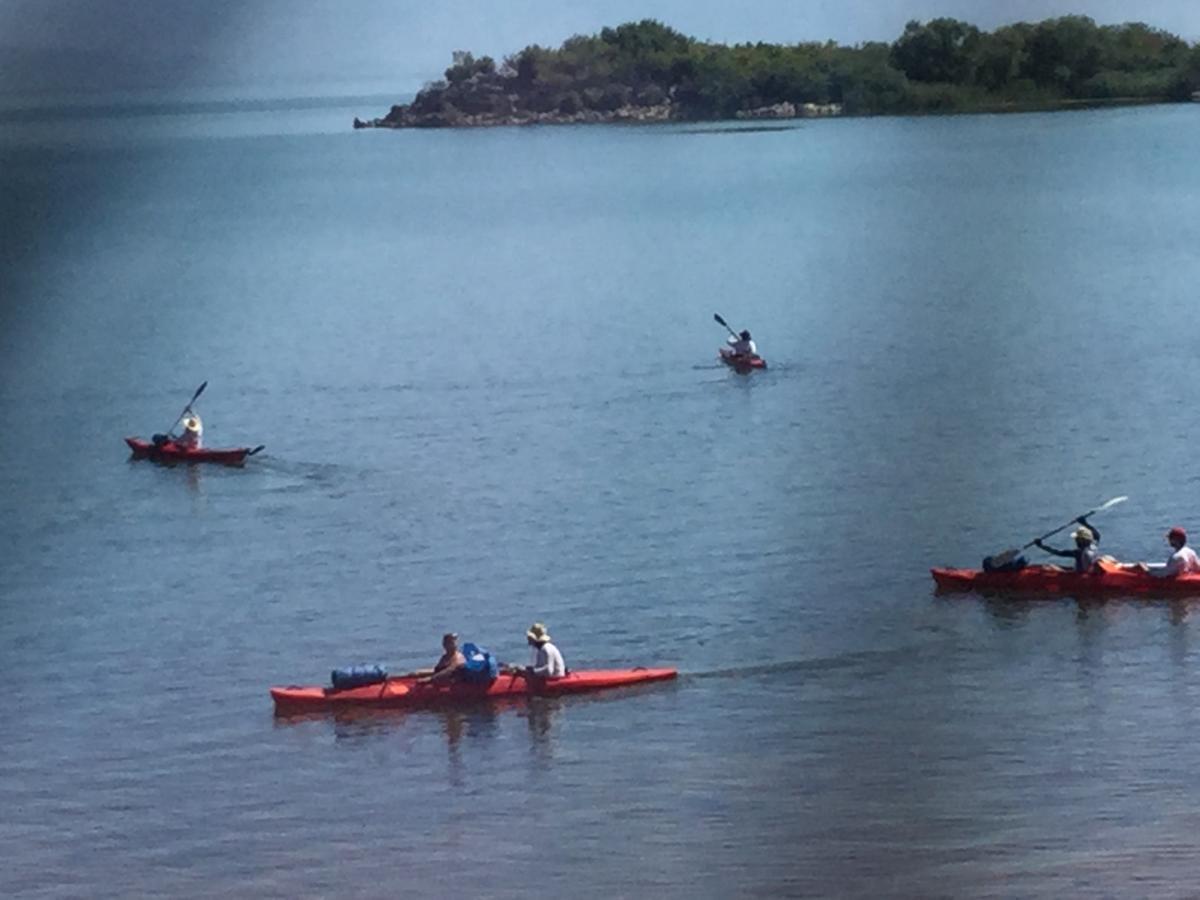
top-left (183, 415), bottom-right (202, 431)
top-left (526, 622), bottom-right (550, 643)
top-left (1072, 526), bottom-right (1094, 543)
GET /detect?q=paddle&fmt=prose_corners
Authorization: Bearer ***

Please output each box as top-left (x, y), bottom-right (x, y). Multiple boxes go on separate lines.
top-left (166, 381), bottom-right (207, 439)
top-left (248, 445), bottom-right (266, 456)
top-left (987, 496), bottom-right (1129, 568)
top-left (713, 313), bottom-right (741, 341)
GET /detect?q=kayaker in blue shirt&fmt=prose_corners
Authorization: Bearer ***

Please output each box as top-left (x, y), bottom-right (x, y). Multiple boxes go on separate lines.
top-left (726, 330), bottom-right (757, 357)
top-left (1035, 518), bottom-right (1101, 573)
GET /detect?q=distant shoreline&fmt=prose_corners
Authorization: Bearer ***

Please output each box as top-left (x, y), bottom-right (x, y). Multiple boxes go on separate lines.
top-left (355, 94), bottom-right (1179, 131)
top-left (353, 17), bottom-right (1200, 131)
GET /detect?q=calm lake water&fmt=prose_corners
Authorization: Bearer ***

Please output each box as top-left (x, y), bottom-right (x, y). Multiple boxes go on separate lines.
top-left (3, 95), bottom-right (1200, 897)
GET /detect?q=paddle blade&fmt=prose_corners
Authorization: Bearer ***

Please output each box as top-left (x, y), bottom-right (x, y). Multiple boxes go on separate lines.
top-left (713, 313), bottom-right (729, 329)
top-left (1096, 495), bottom-right (1128, 512)
top-left (191, 381), bottom-right (208, 404)
top-left (248, 445), bottom-right (265, 456)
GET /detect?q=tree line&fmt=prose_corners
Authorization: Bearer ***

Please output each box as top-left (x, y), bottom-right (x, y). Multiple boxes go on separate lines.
top-left (390, 16), bottom-right (1200, 124)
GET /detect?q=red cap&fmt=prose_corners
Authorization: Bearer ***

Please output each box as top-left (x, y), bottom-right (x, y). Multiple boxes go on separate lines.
top-left (1168, 527), bottom-right (1187, 544)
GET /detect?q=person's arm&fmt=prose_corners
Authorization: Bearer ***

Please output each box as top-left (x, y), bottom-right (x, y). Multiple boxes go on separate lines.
top-left (1035, 539), bottom-right (1075, 559)
top-left (424, 653), bottom-right (465, 683)
top-left (529, 646), bottom-right (551, 676)
top-left (1156, 554), bottom-right (1183, 577)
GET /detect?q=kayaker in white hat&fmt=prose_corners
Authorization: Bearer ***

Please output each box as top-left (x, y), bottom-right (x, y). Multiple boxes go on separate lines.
top-left (176, 412), bottom-right (203, 450)
top-left (1035, 517), bottom-right (1100, 573)
top-left (726, 329), bottom-right (757, 357)
top-left (523, 622), bottom-right (566, 679)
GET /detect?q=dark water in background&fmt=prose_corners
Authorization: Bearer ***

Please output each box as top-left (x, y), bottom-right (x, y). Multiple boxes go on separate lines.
top-left (3, 96), bottom-right (1200, 897)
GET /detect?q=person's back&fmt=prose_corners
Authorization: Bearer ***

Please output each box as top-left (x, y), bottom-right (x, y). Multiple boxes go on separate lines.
top-left (177, 414), bottom-right (203, 449)
top-left (525, 622), bottom-right (566, 679)
top-left (1165, 537), bottom-right (1200, 575)
top-left (1131, 527), bottom-right (1200, 577)
top-left (727, 330), bottom-right (756, 357)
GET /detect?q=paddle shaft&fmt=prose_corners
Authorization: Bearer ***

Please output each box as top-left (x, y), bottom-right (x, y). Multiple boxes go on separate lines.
top-left (990, 496), bottom-right (1128, 566)
top-left (167, 381), bottom-right (207, 437)
top-left (1023, 497), bottom-right (1126, 550)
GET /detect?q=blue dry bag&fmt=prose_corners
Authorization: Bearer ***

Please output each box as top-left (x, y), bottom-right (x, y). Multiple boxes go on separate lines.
top-left (460, 643), bottom-right (498, 684)
top-left (331, 664), bottom-right (388, 690)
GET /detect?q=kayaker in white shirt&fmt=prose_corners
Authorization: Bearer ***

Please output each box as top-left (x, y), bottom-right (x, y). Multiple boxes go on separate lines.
top-left (1130, 527), bottom-right (1200, 577)
top-left (176, 413), bottom-right (203, 449)
top-left (524, 622), bottom-right (566, 679)
top-left (726, 329), bottom-right (757, 357)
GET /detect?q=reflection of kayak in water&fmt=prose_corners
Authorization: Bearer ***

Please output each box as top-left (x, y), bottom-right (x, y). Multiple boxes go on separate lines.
top-left (719, 349), bottom-right (766, 371)
top-left (125, 436), bottom-right (263, 466)
top-left (270, 667), bottom-right (678, 714)
top-left (931, 559), bottom-right (1200, 595)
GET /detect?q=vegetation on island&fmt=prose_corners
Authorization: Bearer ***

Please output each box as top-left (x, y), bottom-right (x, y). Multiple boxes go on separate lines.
top-left (358, 16), bottom-right (1200, 128)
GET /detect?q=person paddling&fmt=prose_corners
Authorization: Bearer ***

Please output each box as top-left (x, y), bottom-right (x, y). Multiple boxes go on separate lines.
top-left (1129, 527), bottom-right (1200, 577)
top-left (421, 632), bottom-right (467, 684)
top-left (523, 622), bottom-right (566, 679)
top-left (176, 413), bottom-right (203, 450)
top-left (1035, 517), bottom-right (1102, 573)
top-left (726, 329), bottom-right (757, 358)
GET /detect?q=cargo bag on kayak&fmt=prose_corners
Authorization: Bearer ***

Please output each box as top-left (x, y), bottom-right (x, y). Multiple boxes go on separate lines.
top-left (982, 554), bottom-right (1028, 572)
top-left (460, 643), bottom-right (498, 683)
top-left (331, 664), bottom-right (388, 690)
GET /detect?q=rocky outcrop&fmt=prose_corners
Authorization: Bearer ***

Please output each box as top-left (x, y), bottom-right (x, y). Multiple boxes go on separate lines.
top-left (356, 98), bottom-right (675, 129)
top-left (735, 101), bottom-right (844, 120)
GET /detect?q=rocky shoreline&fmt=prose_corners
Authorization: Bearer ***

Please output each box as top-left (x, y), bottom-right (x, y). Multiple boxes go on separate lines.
top-left (353, 100), bottom-right (843, 129)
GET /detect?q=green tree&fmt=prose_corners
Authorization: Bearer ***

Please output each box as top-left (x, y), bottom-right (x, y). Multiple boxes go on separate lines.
top-left (890, 18), bottom-right (980, 83)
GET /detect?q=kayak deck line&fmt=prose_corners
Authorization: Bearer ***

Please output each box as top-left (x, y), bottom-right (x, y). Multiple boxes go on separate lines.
top-left (270, 667), bottom-right (678, 714)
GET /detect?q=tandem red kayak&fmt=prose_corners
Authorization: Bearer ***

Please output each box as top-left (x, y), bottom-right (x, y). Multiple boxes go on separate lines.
top-left (125, 437), bottom-right (262, 466)
top-left (270, 668), bottom-right (678, 714)
top-left (931, 560), bottom-right (1200, 596)
top-left (719, 348), bottom-right (767, 371)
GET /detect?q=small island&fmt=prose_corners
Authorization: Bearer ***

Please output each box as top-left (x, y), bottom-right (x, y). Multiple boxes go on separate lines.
top-left (356, 16), bottom-right (1200, 129)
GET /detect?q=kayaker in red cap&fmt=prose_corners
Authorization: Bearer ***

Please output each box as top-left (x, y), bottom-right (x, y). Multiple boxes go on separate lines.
top-left (1035, 518), bottom-right (1101, 573)
top-left (422, 632), bottom-right (466, 684)
top-left (727, 329), bottom-right (757, 357)
top-left (1130, 527), bottom-right (1200, 577)
top-left (523, 622), bottom-right (566, 679)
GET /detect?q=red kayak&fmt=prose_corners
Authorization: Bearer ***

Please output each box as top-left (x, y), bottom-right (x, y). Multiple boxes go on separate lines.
top-left (719, 349), bottom-right (766, 371)
top-left (125, 436), bottom-right (260, 466)
top-left (932, 560), bottom-right (1200, 596)
top-left (271, 667), bottom-right (678, 714)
